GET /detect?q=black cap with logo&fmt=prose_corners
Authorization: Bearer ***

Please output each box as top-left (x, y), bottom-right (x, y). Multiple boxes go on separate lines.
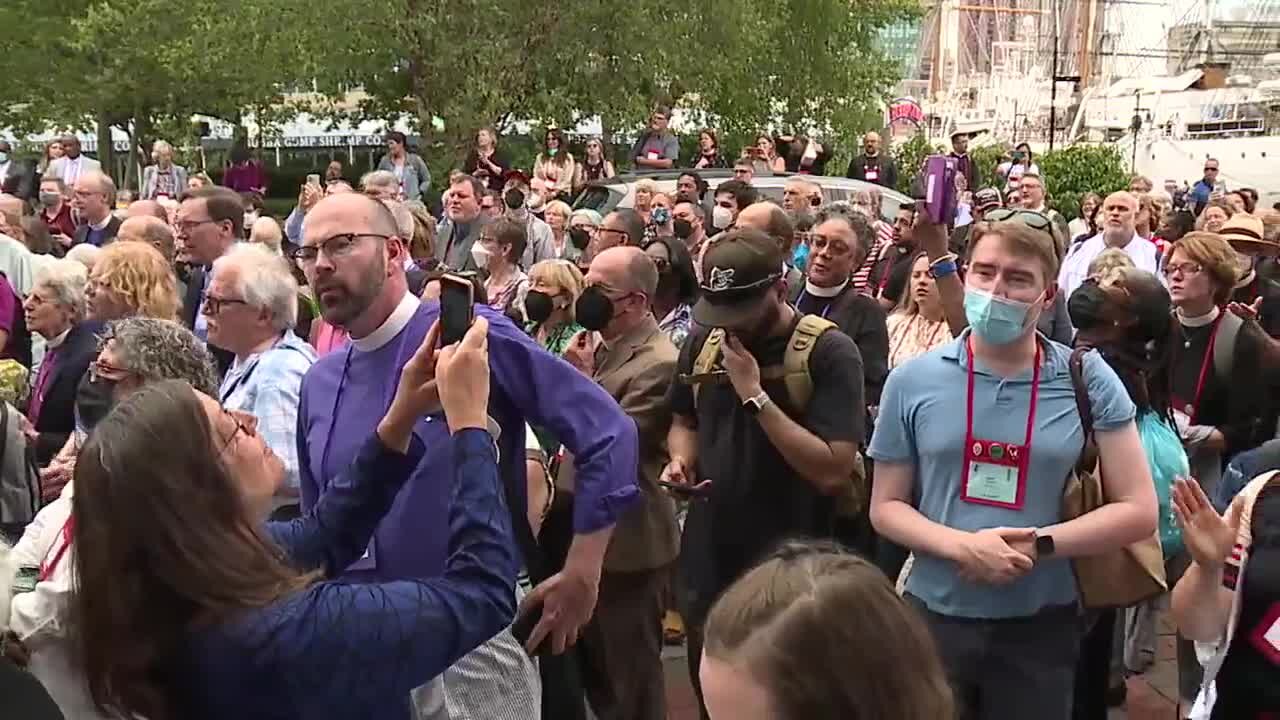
top-left (693, 228), bottom-right (784, 327)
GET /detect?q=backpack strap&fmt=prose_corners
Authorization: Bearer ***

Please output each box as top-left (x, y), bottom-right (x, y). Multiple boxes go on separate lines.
top-left (781, 315), bottom-right (837, 409)
top-left (1214, 310), bottom-right (1242, 383)
top-left (1068, 347), bottom-right (1100, 473)
top-left (691, 328), bottom-right (727, 410)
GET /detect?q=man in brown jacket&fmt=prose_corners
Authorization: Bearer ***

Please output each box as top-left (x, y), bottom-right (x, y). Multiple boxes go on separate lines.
top-left (561, 245), bottom-right (679, 720)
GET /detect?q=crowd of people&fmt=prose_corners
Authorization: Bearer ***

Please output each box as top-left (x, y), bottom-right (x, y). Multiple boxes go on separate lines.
top-left (0, 119), bottom-right (1277, 720)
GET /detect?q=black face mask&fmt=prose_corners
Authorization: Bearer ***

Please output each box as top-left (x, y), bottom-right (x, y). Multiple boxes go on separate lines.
top-left (504, 189), bottom-right (525, 210)
top-left (76, 374), bottom-right (119, 433)
top-left (575, 286), bottom-right (615, 332)
top-left (568, 226), bottom-right (591, 250)
top-left (656, 270), bottom-right (680, 298)
top-left (672, 218), bottom-right (694, 240)
top-left (524, 290), bottom-right (556, 324)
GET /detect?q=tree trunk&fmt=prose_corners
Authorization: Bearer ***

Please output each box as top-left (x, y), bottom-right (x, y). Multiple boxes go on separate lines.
top-left (95, 111), bottom-right (116, 184)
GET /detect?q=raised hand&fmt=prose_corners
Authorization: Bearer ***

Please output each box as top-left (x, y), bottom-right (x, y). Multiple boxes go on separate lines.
top-left (721, 334), bottom-right (762, 401)
top-left (1172, 477), bottom-right (1242, 569)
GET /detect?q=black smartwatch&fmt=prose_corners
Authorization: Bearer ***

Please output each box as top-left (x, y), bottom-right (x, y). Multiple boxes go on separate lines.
top-left (1035, 532), bottom-right (1056, 558)
top-left (743, 391), bottom-right (771, 416)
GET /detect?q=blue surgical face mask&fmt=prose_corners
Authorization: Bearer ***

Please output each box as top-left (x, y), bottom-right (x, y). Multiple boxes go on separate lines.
top-left (963, 288), bottom-right (1042, 345)
top-left (792, 242), bottom-right (810, 272)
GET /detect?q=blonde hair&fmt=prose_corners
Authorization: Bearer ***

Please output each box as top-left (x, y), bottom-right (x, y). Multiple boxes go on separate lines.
top-left (634, 179), bottom-right (658, 197)
top-left (529, 259), bottom-right (585, 314)
top-left (1087, 247), bottom-right (1135, 286)
top-left (92, 242), bottom-right (181, 320)
top-left (543, 200), bottom-right (572, 227)
top-left (892, 251), bottom-right (930, 317)
top-left (1171, 231), bottom-right (1240, 305)
top-left (249, 217), bottom-right (283, 253)
top-left (704, 542), bottom-right (953, 720)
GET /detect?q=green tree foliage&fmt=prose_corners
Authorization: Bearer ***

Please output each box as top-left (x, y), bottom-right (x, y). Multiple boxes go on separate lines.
top-left (0, 0), bottom-right (313, 181)
top-left (890, 134), bottom-right (943, 195)
top-left (297, 0), bottom-right (918, 180)
top-left (1036, 145), bottom-right (1131, 220)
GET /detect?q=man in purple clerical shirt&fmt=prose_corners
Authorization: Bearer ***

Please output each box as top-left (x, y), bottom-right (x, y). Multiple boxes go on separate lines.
top-left (294, 192), bottom-right (638, 699)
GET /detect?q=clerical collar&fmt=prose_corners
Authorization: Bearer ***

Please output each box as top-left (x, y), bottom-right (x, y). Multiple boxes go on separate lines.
top-left (1177, 306), bottom-right (1220, 328)
top-left (46, 327), bottom-right (71, 350)
top-left (805, 279), bottom-right (847, 298)
top-left (353, 292), bottom-right (420, 352)
top-left (1234, 270), bottom-right (1257, 290)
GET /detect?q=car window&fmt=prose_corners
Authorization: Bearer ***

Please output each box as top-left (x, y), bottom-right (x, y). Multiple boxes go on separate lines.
top-left (571, 185), bottom-right (621, 213)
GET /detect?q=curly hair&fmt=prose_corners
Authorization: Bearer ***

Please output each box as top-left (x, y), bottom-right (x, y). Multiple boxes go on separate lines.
top-left (91, 242), bottom-right (180, 321)
top-left (99, 318), bottom-right (219, 396)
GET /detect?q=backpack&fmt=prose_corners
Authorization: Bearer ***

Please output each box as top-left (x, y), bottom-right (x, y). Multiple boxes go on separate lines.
top-left (0, 402), bottom-right (41, 531)
top-left (688, 315), bottom-right (869, 515)
top-left (1212, 308), bottom-right (1242, 382)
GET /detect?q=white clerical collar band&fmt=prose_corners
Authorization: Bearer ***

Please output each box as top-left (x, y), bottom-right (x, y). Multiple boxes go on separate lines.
top-left (804, 279), bottom-right (847, 298)
top-left (1177, 306), bottom-right (1220, 328)
top-left (353, 292), bottom-right (421, 352)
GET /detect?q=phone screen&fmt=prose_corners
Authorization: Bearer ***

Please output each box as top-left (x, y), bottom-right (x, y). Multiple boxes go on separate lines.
top-left (439, 275), bottom-right (474, 346)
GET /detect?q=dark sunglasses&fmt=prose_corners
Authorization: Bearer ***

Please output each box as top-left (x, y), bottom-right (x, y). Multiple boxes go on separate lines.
top-left (985, 208), bottom-right (1052, 232)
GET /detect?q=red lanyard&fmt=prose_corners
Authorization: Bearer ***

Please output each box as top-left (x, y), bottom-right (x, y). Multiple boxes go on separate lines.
top-left (39, 516), bottom-right (75, 582)
top-left (1177, 313), bottom-right (1223, 420)
top-left (964, 337), bottom-right (1042, 455)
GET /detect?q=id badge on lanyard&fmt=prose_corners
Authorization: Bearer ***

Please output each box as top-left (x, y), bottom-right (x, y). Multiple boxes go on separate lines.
top-left (959, 338), bottom-right (1041, 510)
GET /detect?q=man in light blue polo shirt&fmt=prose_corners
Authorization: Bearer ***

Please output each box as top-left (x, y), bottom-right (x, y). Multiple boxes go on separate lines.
top-left (869, 219), bottom-right (1158, 720)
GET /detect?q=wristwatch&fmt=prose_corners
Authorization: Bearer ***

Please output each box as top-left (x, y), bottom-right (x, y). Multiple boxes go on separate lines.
top-left (1035, 531), bottom-right (1056, 558)
top-left (743, 391), bottom-right (771, 416)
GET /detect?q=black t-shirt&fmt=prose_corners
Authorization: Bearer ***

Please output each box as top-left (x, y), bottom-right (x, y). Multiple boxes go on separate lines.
top-left (668, 316), bottom-right (865, 620)
top-left (793, 284), bottom-right (887, 406)
top-left (1233, 274), bottom-right (1280, 339)
top-left (1213, 485), bottom-right (1280, 718)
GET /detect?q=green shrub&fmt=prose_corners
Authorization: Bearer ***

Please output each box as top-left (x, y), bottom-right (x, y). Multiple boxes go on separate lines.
top-left (1037, 144), bottom-right (1130, 220)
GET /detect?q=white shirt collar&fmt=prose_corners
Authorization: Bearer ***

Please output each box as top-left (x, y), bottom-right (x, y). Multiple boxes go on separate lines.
top-left (1177, 306), bottom-right (1220, 327)
top-left (352, 292), bottom-right (420, 352)
top-left (45, 328), bottom-right (71, 350)
top-left (89, 214), bottom-right (113, 231)
top-left (804, 279), bottom-right (847, 298)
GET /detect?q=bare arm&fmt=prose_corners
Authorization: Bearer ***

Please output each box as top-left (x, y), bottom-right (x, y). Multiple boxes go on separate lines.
top-left (1038, 422), bottom-right (1158, 556)
top-left (870, 461), bottom-right (971, 560)
top-left (916, 215), bottom-right (967, 335)
top-left (667, 413), bottom-right (699, 473)
top-left (1171, 559), bottom-right (1234, 643)
top-left (755, 402), bottom-right (858, 495)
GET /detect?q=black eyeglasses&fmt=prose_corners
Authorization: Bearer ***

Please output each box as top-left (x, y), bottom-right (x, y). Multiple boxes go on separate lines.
top-left (201, 294), bottom-right (248, 315)
top-left (985, 208), bottom-right (1052, 232)
top-left (290, 233), bottom-right (391, 264)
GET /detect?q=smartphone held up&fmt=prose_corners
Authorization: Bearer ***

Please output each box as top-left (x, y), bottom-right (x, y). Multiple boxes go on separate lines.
top-left (438, 273), bottom-right (476, 346)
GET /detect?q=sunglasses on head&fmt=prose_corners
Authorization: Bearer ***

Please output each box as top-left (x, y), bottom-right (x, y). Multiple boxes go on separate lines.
top-left (984, 208), bottom-right (1052, 232)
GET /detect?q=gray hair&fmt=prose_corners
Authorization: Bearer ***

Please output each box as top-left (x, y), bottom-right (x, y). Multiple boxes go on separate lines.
top-left (80, 170), bottom-right (117, 204)
top-left (361, 170), bottom-right (400, 193)
top-left (65, 243), bottom-right (102, 271)
top-left (211, 243), bottom-right (299, 331)
top-left (249, 217), bottom-right (284, 253)
top-left (100, 318), bottom-right (220, 397)
top-left (383, 200), bottom-right (415, 239)
top-left (814, 202), bottom-right (875, 261)
top-left (33, 259), bottom-right (88, 320)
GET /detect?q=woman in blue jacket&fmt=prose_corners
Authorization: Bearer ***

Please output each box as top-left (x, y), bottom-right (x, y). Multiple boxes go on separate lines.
top-left (69, 318), bottom-right (517, 720)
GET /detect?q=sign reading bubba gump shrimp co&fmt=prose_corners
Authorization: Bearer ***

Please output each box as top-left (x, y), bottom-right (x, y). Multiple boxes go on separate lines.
top-left (888, 97), bottom-right (925, 129)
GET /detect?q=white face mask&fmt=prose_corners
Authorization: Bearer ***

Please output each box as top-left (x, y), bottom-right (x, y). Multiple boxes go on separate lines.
top-left (244, 212), bottom-right (259, 229)
top-left (712, 205), bottom-right (734, 231)
top-left (470, 243), bottom-right (491, 270)
top-left (526, 193), bottom-right (544, 211)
